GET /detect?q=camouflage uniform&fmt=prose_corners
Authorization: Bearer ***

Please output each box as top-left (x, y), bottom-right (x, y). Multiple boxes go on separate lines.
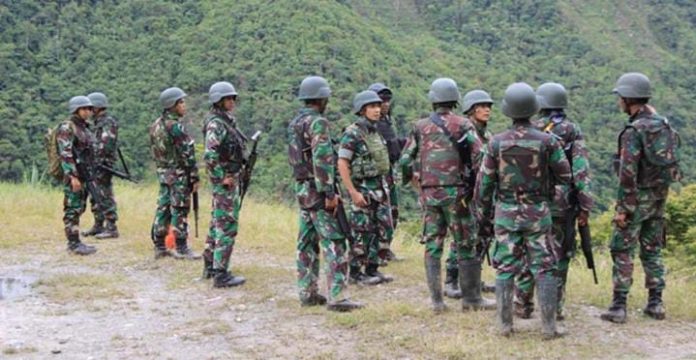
top-left (57, 115), bottom-right (97, 246)
top-left (515, 111), bottom-right (594, 316)
top-left (375, 113), bottom-right (401, 260)
top-left (202, 108), bottom-right (246, 273)
top-left (149, 111), bottom-right (199, 252)
top-left (87, 112), bottom-right (119, 227)
top-left (288, 107), bottom-right (349, 303)
top-left (338, 118), bottom-right (393, 277)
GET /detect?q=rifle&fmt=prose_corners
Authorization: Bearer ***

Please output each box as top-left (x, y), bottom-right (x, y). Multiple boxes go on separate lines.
top-left (98, 164), bottom-right (138, 183)
top-left (579, 223), bottom-right (598, 284)
top-left (192, 190), bottom-right (199, 238)
top-left (240, 130), bottom-right (262, 206)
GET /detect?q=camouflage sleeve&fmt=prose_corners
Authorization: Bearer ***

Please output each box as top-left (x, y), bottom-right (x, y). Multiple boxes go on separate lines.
top-left (98, 117), bottom-right (118, 164)
top-left (548, 136), bottom-right (572, 187)
top-left (56, 122), bottom-right (78, 178)
top-left (399, 127), bottom-right (419, 181)
top-left (571, 124), bottom-right (594, 211)
top-left (616, 127), bottom-right (640, 215)
top-left (171, 121), bottom-right (199, 181)
top-left (474, 141), bottom-right (497, 223)
top-left (310, 117), bottom-right (336, 197)
top-left (465, 127), bottom-right (483, 175)
top-left (337, 126), bottom-right (359, 161)
top-left (203, 119), bottom-right (227, 183)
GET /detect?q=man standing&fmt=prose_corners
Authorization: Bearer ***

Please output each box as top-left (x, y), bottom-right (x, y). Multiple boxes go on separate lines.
top-left (514, 82), bottom-right (594, 320)
top-left (82, 92), bottom-right (120, 239)
top-left (149, 87), bottom-right (200, 260)
top-left (338, 90), bottom-right (394, 286)
top-left (202, 81), bottom-right (247, 288)
top-left (475, 82), bottom-right (571, 339)
top-left (57, 96), bottom-right (98, 255)
top-left (601, 73), bottom-right (680, 323)
top-left (287, 76), bottom-right (363, 312)
top-left (400, 78), bottom-right (494, 313)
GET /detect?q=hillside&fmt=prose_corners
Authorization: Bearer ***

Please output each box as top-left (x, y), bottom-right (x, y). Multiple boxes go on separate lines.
top-left (1, 0), bottom-right (695, 209)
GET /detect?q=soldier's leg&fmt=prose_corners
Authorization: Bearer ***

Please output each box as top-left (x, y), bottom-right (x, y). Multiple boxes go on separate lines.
top-left (95, 173), bottom-right (119, 238)
top-left (514, 265), bottom-right (535, 318)
top-left (63, 182), bottom-right (96, 255)
top-left (444, 237), bottom-right (460, 298)
top-left (493, 229), bottom-right (525, 336)
top-left (601, 216), bottom-right (641, 323)
top-left (423, 205), bottom-right (447, 312)
top-left (349, 206), bottom-right (378, 285)
top-left (152, 182), bottom-right (173, 258)
top-left (639, 216), bottom-right (666, 319)
top-left (366, 200), bottom-right (394, 282)
top-left (297, 209), bottom-right (321, 303)
top-left (170, 176), bottom-right (199, 259)
top-left (211, 183), bottom-right (245, 288)
top-left (550, 217), bottom-right (569, 319)
top-left (526, 227), bottom-right (563, 339)
top-left (82, 180), bottom-right (104, 237)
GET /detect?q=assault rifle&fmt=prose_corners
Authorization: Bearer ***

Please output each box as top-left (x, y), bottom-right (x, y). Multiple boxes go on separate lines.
top-left (240, 130), bottom-right (262, 206)
top-left (97, 145), bottom-right (138, 183)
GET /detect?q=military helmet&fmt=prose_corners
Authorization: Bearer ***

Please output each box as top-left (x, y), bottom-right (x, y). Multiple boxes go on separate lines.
top-left (352, 90), bottom-right (382, 115)
top-left (87, 92), bottom-right (108, 108)
top-left (209, 81), bottom-right (238, 104)
top-left (298, 76), bottom-right (331, 100)
top-left (428, 78), bottom-right (461, 104)
top-left (462, 90), bottom-right (494, 113)
top-left (159, 87), bottom-right (187, 109)
top-left (536, 82), bottom-right (567, 109)
top-left (368, 82), bottom-right (392, 96)
top-left (613, 72), bottom-right (651, 98)
top-left (501, 82), bottom-right (539, 119)
top-left (69, 96), bottom-right (94, 114)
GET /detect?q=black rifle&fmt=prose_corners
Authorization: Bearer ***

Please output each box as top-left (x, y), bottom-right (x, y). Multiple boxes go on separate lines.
top-left (98, 164), bottom-right (138, 183)
top-left (188, 173), bottom-right (199, 238)
top-left (240, 130), bottom-right (262, 206)
top-left (579, 222), bottom-right (598, 284)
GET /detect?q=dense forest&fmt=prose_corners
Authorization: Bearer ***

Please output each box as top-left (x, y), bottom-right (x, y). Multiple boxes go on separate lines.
top-left (1, 0), bottom-right (695, 211)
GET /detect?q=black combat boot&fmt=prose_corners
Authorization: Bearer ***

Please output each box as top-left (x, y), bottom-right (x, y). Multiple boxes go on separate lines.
top-left (213, 269), bottom-right (246, 288)
top-left (644, 289), bottom-right (666, 320)
top-left (444, 267), bottom-right (462, 299)
top-left (349, 265), bottom-right (381, 285)
top-left (366, 263), bottom-right (393, 283)
top-left (81, 221), bottom-right (104, 237)
top-left (153, 238), bottom-right (174, 259)
top-left (67, 237), bottom-right (97, 256)
top-left (202, 251), bottom-right (214, 279)
top-left (327, 298), bottom-right (364, 312)
top-left (496, 278), bottom-right (514, 337)
top-left (95, 221), bottom-right (119, 239)
top-left (424, 256), bottom-right (447, 313)
top-left (300, 293), bottom-right (328, 307)
top-left (173, 237), bottom-right (201, 260)
top-left (459, 259), bottom-right (496, 311)
top-left (538, 276), bottom-right (565, 340)
top-left (600, 291), bottom-right (628, 324)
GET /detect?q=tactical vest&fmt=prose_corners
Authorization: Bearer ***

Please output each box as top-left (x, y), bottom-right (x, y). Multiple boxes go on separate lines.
top-left (376, 116), bottom-right (402, 164)
top-left (495, 136), bottom-right (550, 203)
top-left (287, 113), bottom-right (314, 180)
top-left (204, 113), bottom-right (246, 174)
top-left (149, 116), bottom-right (179, 169)
top-left (351, 120), bottom-right (390, 181)
top-left (415, 114), bottom-right (466, 187)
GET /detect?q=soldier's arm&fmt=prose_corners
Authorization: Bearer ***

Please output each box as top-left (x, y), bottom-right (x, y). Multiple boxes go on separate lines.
top-left (171, 121), bottom-right (199, 182)
top-left (203, 119), bottom-right (227, 184)
top-left (56, 123), bottom-right (78, 179)
top-left (616, 127), bottom-right (640, 215)
top-left (571, 125), bottom-right (594, 212)
top-left (100, 117), bottom-right (119, 164)
top-left (310, 117), bottom-right (335, 197)
top-left (466, 127), bottom-right (483, 175)
top-left (399, 128), bottom-right (419, 185)
top-left (474, 141), bottom-right (497, 223)
top-left (548, 137), bottom-right (572, 186)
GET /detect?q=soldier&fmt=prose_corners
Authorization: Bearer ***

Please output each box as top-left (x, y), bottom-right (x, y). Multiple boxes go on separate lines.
top-left (81, 92), bottom-right (120, 239)
top-left (444, 90), bottom-right (497, 299)
top-left (201, 81), bottom-right (247, 288)
top-left (601, 73), bottom-right (680, 323)
top-left (367, 82), bottom-right (403, 263)
top-left (149, 87), bottom-right (201, 260)
top-left (287, 76), bottom-right (363, 312)
top-left (58, 96), bottom-right (98, 255)
top-left (475, 82), bottom-right (571, 339)
top-left (338, 90), bottom-right (394, 286)
top-left (514, 83), bottom-right (594, 320)
top-left (400, 78), bottom-right (494, 313)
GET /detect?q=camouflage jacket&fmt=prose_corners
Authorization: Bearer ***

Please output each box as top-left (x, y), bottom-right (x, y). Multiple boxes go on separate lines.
top-left (92, 112), bottom-right (118, 166)
top-left (203, 108), bottom-right (247, 184)
top-left (56, 115), bottom-right (96, 181)
top-left (338, 117), bottom-right (389, 195)
top-left (400, 108), bottom-right (482, 206)
top-left (472, 118), bottom-right (492, 146)
top-left (536, 111), bottom-right (593, 215)
top-left (615, 106), bottom-right (671, 215)
top-left (149, 111), bottom-right (198, 185)
top-left (474, 120), bottom-right (572, 232)
top-left (287, 107), bottom-right (337, 209)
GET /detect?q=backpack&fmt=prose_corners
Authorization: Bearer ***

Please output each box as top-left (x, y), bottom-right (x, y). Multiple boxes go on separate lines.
top-left (638, 116), bottom-right (682, 184)
top-left (44, 121), bottom-right (73, 181)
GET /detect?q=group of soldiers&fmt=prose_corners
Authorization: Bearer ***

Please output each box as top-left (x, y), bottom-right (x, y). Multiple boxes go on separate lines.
top-left (55, 71), bottom-right (678, 339)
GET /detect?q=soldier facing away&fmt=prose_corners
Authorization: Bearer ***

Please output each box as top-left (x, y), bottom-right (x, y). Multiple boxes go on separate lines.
top-left (338, 90), bottom-right (394, 286)
top-left (149, 87), bottom-right (201, 260)
top-left (474, 82), bottom-right (571, 339)
top-left (201, 81), bottom-right (247, 288)
top-left (287, 76), bottom-right (363, 312)
top-left (514, 82), bottom-right (594, 320)
top-left (82, 92), bottom-right (120, 240)
top-left (400, 78), bottom-right (494, 313)
top-left (600, 72), bottom-right (681, 323)
top-left (57, 96), bottom-right (98, 255)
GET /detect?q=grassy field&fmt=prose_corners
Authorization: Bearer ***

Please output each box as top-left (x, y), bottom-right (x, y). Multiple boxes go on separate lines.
top-left (1, 182), bottom-right (696, 359)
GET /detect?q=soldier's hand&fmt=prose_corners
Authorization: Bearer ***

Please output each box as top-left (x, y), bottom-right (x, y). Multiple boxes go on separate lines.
top-left (192, 181), bottom-right (200, 193)
top-left (614, 212), bottom-right (628, 229)
top-left (70, 176), bottom-right (82, 192)
top-left (222, 175), bottom-right (235, 187)
top-left (325, 195), bottom-right (339, 212)
top-left (350, 190), bottom-right (368, 208)
top-left (578, 210), bottom-right (590, 227)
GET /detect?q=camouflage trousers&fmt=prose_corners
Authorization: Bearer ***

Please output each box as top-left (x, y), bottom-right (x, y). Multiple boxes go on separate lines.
top-left (203, 182), bottom-right (241, 272)
top-left (87, 171), bottom-right (118, 223)
top-left (421, 200), bottom-right (477, 261)
top-left (610, 199), bottom-right (666, 293)
top-left (63, 181), bottom-right (88, 241)
top-left (514, 217), bottom-right (567, 309)
top-left (349, 194), bottom-right (393, 267)
top-left (493, 225), bottom-right (557, 282)
top-left (151, 177), bottom-right (191, 245)
top-left (296, 207), bottom-right (349, 302)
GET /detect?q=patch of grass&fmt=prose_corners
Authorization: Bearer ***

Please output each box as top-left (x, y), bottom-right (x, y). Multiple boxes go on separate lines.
top-left (36, 272), bottom-right (132, 302)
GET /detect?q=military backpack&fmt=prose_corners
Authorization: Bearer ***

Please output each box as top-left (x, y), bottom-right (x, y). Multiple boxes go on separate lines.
top-left (44, 121), bottom-right (74, 181)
